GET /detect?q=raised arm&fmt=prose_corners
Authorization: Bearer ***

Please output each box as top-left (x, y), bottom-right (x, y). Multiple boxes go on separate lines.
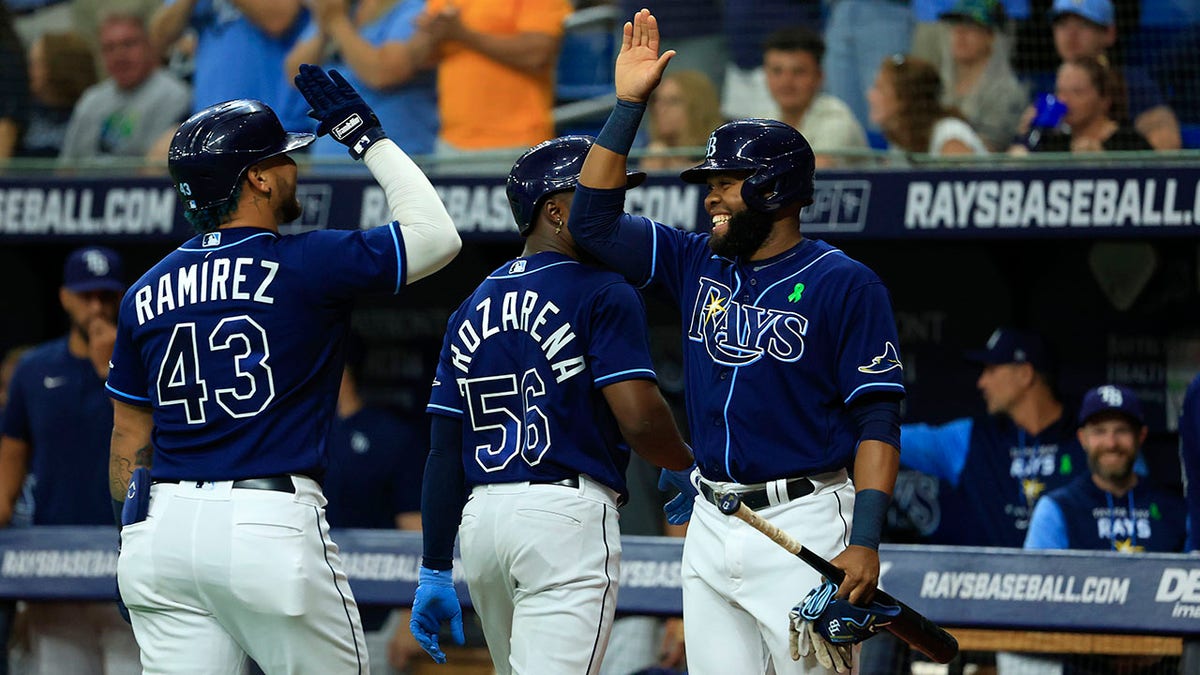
top-left (230, 0), bottom-right (304, 38)
top-left (577, 9), bottom-right (673, 191)
top-left (149, 0), bottom-right (198, 56)
top-left (295, 64), bottom-right (461, 283)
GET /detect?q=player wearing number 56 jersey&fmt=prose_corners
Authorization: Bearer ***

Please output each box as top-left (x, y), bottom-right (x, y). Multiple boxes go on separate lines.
top-left (411, 136), bottom-right (693, 674)
top-left (105, 66), bottom-right (460, 674)
top-left (568, 11), bottom-right (905, 674)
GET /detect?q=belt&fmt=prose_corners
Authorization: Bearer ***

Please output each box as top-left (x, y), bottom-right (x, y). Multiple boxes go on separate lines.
top-left (699, 477), bottom-right (814, 511)
top-left (153, 476), bottom-right (297, 494)
top-left (529, 477), bottom-right (579, 488)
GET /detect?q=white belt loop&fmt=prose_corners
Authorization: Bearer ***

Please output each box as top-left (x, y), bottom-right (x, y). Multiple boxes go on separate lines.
top-left (766, 478), bottom-right (785, 507)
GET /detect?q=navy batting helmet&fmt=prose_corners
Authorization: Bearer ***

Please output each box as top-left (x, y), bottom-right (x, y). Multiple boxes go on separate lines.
top-left (507, 135), bottom-right (647, 236)
top-left (168, 99), bottom-right (314, 213)
top-left (680, 119), bottom-right (815, 212)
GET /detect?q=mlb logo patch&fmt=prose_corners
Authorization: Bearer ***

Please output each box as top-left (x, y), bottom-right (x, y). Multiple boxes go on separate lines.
top-left (202, 232), bottom-right (221, 247)
top-left (509, 260), bottom-right (527, 274)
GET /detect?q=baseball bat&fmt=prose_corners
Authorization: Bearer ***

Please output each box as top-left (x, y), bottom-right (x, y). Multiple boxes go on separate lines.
top-left (715, 492), bottom-right (960, 664)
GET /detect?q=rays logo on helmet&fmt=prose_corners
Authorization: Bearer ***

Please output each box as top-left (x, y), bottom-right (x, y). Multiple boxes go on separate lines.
top-left (332, 113), bottom-right (364, 141)
top-left (858, 342), bottom-right (903, 374)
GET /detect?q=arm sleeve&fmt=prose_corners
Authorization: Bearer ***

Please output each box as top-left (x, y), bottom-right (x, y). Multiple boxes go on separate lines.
top-left (362, 139), bottom-right (460, 284)
top-left (420, 414), bottom-right (466, 571)
top-left (849, 395), bottom-right (902, 450)
top-left (898, 418), bottom-right (973, 486)
top-left (567, 185), bottom-right (655, 286)
top-left (1023, 496), bottom-right (1069, 550)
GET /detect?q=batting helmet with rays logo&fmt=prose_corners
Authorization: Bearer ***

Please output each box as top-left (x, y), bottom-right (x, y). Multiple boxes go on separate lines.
top-left (506, 135), bottom-right (647, 236)
top-left (680, 119), bottom-right (816, 212)
top-left (168, 99), bottom-right (314, 214)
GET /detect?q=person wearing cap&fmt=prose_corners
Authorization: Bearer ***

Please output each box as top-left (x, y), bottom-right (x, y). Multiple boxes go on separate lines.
top-left (0, 246), bottom-right (140, 674)
top-left (1024, 384), bottom-right (1185, 551)
top-left (1004, 385), bottom-right (1185, 675)
top-left (1039, 0), bottom-right (1181, 150)
top-left (937, 0), bottom-right (1028, 151)
top-left (895, 327), bottom-right (1088, 547)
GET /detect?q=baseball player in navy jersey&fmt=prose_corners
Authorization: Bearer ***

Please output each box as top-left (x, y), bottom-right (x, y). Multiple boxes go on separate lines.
top-left (567, 10), bottom-right (905, 674)
top-left (0, 246), bottom-right (140, 675)
top-left (410, 135), bottom-right (694, 674)
top-left (1025, 385), bottom-right (1185, 552)
top-left (898, 327), bottom-right (1090, 547)
top-left (104, 65), bottom-right (460, 673)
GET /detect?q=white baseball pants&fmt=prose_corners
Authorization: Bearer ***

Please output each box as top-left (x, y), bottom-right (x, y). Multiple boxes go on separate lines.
top-left (117, 476), bottom-right (367, 674)
top-left (458, 476), bottom-right (621, 675)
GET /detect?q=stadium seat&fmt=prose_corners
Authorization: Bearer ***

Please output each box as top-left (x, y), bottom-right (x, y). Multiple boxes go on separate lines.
top-left (555, 6), bottom-right (618, 103)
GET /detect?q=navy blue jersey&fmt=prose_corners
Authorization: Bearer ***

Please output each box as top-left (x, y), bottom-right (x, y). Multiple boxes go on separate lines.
top-left (624, 219), bottom-right (904, 483)
top-left (324, 407), bottom-right (425, 529)
top-left (106, 225), bottom-right (406, 480)
top-left (1025, 474), bottom-right (1186, 553)
top-left (1, 338), bottom-right (113, 525)
top-left (427, 252), bottom-right (658, 499)
top-left (1182, 374), bottom-right (1200, 552)
top-left (901, 414), bottom-right (1088, 547)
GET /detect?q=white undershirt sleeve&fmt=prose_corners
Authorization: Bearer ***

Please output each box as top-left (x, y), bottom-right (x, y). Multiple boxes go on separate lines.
top-left (363, 139), bottom-right (462, 284)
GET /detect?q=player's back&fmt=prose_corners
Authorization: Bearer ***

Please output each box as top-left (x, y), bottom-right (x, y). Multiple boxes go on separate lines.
top-left (429, 251), bottom-right (656, 496)
top-left (107, 225), bottom-right (405, 480)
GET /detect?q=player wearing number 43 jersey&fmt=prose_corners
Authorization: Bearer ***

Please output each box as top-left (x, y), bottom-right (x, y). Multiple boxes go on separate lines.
top-left (567, 10), bottom-right (905, 674)
top-left (105, 65), bottom-right (460, 673)
top-left (411, 135), bottom-right (693, 674)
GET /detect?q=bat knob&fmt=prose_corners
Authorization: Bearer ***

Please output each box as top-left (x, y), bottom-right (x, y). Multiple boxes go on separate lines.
top-left (716, 492), bottom-right (741, 515)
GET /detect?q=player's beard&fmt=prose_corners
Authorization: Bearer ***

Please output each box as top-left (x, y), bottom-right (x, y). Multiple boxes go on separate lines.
top-left (708, 207), bottom-right (774, 260)
top-left (278, 194), bottom-right (302, 224)
top-left (1087, 449), bottom-right (1136, 483)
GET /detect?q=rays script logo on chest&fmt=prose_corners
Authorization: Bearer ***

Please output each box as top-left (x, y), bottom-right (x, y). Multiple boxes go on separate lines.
top-left (687, 277), bottom-right (807, 366)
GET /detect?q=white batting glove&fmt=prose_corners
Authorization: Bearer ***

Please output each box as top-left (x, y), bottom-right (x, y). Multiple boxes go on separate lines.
top-left (789, 606), bottom-right (853, 673)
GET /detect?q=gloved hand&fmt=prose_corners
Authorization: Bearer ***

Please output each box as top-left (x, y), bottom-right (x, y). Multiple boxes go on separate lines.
top-left (293, 63), bottom-right (387, 160)
top-left (409, 567), bottom-right (465, 663)
top-left (658, 465), bottom-right (699, 525)
top-left (789, 579), bottom-right (902, 672)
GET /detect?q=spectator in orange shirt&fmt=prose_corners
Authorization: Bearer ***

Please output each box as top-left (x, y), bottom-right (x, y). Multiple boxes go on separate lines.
top-left (416, 0), bottom-right (571, 154)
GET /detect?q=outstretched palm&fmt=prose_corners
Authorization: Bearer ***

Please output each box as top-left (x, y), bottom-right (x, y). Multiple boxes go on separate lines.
top-left (614, 9), bottom-right (675, 104)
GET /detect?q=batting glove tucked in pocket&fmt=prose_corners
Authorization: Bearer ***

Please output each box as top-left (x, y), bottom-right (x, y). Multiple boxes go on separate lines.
top-left (789, 579), bottom-right (901, 672)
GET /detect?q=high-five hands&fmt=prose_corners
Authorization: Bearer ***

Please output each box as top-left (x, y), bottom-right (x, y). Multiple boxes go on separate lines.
top-left (614, 8), bottom-right (675, 104)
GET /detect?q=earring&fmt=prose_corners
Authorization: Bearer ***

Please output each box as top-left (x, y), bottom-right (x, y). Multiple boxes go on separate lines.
top-left (554, 218), bottom-right (563, 235)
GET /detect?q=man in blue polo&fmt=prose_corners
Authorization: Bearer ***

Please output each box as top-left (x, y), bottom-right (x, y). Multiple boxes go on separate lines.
top-left (0, 246), bottom-right (140, 674)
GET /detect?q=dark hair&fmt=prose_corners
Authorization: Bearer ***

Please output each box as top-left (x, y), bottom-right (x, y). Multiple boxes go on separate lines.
top-left (183, 183), bottom-right (241, 234)
top-left (1063, 55), bottom-right (1129, 123)
top-left (879, 55), bottom-right (966, 153)
top-left (762, 26), bottom-right (825, 65)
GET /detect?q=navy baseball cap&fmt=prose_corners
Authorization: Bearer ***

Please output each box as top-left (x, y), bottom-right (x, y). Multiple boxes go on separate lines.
top-left (964, 327), bottom-right (1052, 373)
top-left (1050, 0), bottom-right (1113, 27)
top-left (63, 246), bottom-right (125, 293)
top-left (1078, 384), bottom-right (1144, 427)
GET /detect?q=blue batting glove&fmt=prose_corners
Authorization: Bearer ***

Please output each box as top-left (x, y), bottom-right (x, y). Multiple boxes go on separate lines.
top-left (293, 64), bottom-right (387, 160)
top-left (658, 466), bottom-right (699, 525)
top-left (410, 567), bottom-right (465, 664)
